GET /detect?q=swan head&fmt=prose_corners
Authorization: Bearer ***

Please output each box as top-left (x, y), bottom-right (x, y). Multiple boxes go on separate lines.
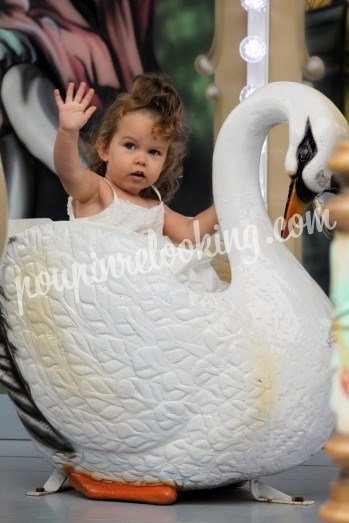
top-left (282, 105), bottom-right (349, 239)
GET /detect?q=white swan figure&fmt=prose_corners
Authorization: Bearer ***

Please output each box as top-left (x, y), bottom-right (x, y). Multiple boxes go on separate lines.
top-left (0, 82), bottom-right (348, 505)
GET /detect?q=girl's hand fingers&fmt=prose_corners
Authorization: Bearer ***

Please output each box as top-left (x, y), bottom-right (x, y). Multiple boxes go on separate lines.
top-left (70, 82), bottom-right (95, 108)
top-left (85, 105), bottom-right (97, 120)
top-left (65, 82), bottom-right (76, 103)
top-left (73, 82), bottom-right (87, 103)
top-left (81, 88), bottom-right (95, 108)
top-left (53, 89), bottom-right (63, 107)
top-left (54, 82), bottom-right (95, 122)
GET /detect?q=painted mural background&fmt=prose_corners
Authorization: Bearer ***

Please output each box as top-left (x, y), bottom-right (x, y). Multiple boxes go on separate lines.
top-left (0, 0), bottom-right (214, 222)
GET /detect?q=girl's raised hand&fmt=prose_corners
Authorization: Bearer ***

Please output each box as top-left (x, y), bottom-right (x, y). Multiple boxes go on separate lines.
top-left (54, 82), bottom-right (97, 132)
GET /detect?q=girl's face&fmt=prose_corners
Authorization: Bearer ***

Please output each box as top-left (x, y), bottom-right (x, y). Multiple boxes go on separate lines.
top-left (98, 111), bottom-right (170, 195)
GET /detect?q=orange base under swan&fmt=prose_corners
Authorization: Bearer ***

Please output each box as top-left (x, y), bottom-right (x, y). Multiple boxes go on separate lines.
top-left (69, 471), bottom-right (177, 504)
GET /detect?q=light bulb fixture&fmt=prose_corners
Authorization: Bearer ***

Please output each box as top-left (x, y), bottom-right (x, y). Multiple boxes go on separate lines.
top-left (241, 0), bottom-right (268, 12)
top-left (239, 84), bottom-right (259, 102)
top-left (239, 0), bottom-right (269, 204)
top-left (239, 36), bottom-right (266, 63)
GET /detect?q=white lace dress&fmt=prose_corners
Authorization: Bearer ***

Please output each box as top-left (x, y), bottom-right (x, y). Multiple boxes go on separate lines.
top-left (67, 181), bottom-right (226, 293)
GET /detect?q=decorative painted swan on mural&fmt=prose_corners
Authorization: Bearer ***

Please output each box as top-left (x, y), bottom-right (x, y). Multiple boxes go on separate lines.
top-left (0, 82), bottom-right (348, 505)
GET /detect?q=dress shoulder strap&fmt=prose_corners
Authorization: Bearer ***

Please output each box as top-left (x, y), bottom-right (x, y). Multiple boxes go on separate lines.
top-left (151, 185), bottom-right (162, 201)
top-left (102, 177), bottom-right (118, 198)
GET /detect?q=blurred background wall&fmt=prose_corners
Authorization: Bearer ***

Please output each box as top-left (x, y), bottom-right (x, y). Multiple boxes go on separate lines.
top-left (303, 0), bottom-right (349, 295)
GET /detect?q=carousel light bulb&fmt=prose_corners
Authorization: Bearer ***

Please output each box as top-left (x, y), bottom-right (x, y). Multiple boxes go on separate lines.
top-left (239, 84), bottom-right (258, 102)
top-left (239, 36), bottom-right (266, 63)
top-left (241, 0), bottom-right (268, 12)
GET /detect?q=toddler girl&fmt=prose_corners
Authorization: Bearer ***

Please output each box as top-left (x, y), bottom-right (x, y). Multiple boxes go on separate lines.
top-left (53, 73), bottom-right (226, 292)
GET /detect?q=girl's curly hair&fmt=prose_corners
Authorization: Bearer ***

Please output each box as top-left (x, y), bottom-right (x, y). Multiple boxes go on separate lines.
top-left (86, 73), bottom-right (189, 203)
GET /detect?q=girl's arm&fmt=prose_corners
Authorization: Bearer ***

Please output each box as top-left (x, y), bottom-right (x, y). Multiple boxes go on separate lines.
top-left (163, 203), bottom-right (219, 244)
top-left (53, 82), bottom-right (98, 203)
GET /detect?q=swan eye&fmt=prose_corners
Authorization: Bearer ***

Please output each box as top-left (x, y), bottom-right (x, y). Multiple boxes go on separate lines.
top-left (296, 119), bottom-right (317, 169)
top-left (299, 145), bottom-right (311, 161)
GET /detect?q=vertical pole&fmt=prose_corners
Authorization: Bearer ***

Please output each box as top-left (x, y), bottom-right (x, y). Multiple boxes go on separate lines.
top-left (319, 140), bottom-right (349, 522)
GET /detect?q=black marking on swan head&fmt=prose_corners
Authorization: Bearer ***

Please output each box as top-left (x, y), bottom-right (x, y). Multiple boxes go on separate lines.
top-left (292, 118), bottom-right (319, 205)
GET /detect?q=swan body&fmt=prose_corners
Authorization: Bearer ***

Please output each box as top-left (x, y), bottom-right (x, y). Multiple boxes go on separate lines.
top-left (0, 82), bottom-right (348, 500)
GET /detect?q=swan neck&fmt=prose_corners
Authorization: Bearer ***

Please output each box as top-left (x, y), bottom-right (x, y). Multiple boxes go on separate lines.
top-left (212, 94), bottom-right (288, 264)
